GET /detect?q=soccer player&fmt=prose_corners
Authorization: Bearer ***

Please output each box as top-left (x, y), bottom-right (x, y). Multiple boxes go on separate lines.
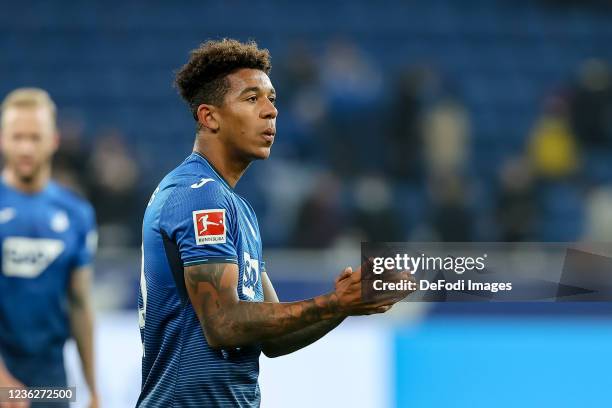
top-left (137, 39), bottom-right (409, 407)
top-left (0, 89), bottom-right (98, 408)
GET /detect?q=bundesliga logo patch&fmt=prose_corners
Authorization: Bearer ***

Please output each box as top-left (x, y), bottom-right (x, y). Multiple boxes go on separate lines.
top-left (192, 209), bottom-right (226, 245)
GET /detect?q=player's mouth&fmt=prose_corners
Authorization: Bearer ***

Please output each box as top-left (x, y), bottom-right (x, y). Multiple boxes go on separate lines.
top-left (16, 158), bottom-right (35, 168)
top-left (262, 128), bottom-right (275, 142)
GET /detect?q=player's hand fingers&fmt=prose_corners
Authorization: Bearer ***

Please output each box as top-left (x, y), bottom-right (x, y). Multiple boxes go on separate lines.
top-left (359, 304), bottom-right (392, 315)
top-left (386, 270), bottom-right (411, 283)
top-left (351, 298), bottom-right (397, 315)
top-left (371, 298), bottom-right (399, 308)
top-left (374, 305), bottom-right (392, 314)
top-left (354, 257), bottom-right (375, 280)
top-left (350, 265), bottom-right (363, 283)
top-left (335, 267), bottom-right (353, 285)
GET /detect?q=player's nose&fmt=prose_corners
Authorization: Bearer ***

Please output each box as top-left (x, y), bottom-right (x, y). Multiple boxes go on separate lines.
top-left (16, 140), bottom-right (36, 155)
top-left (260, 100), bottom-right (278, 119)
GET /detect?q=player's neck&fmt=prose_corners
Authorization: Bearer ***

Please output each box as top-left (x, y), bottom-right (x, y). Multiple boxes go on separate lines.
top-left (1, 165), bottom-right (51, 194)
top-left (194, 139), bottom-right (249, 189)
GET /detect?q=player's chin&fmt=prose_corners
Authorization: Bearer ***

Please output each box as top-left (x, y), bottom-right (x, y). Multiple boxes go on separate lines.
top-left (251, 146), bottom-right (272, 160)
top-left (15, 163), bottom-right (39, 180)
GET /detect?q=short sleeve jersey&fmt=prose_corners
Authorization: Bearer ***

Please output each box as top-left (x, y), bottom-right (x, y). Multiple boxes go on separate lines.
top-left (0, 179), bottom-right (96, 363)
top-left (137, 152), bottom-right (265, 407)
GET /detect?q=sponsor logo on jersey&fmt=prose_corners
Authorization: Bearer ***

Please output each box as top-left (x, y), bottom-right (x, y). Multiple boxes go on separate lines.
top-left (192, 209), bottom-right (226, 244)
top-left (0, 207), bottom-right (16, 224)
top-left (190, 178), bottom-right (215, 189)
top-left (2, 237), bottom-right (65, 278)
top-left (242, 252), bottom-right (259, 300)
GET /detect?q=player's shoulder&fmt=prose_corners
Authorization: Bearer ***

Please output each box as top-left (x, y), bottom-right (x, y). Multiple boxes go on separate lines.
top-left (173, 155), bottom-right (230, 193)
top-left (159, 155), bottom-right (233, 213)
top-left (47, 181), bottom-right (95, 221)
top-left (0, 179), bottom-right (13, 202)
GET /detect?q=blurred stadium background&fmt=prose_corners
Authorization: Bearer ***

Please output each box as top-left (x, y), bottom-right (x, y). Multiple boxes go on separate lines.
top-left (3, 0), bottom-right (612, 406)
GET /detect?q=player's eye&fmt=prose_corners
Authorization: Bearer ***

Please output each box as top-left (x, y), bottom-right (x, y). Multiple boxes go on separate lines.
top-left (247, 95), bottom-right (257, 103)
top-left (268, 96), bottom-right (276, 105)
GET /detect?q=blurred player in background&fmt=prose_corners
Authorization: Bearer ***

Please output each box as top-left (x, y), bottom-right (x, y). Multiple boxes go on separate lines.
top-left (0, 89), bottom-right (99, 408)
top-left (137, 39), bottom-right (410, 407)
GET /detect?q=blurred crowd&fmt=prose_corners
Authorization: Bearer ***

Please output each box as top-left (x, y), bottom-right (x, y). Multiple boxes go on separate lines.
top-left (263, 42), bottom-right (612, 246)
top-left (50, 38), bottom-right (612, 249)
top-left (52, 124), bottom-right (146, 249)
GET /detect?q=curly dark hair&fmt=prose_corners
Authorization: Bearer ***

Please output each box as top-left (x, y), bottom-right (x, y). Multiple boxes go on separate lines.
top-left (175, 39), bottom-right (272, 120)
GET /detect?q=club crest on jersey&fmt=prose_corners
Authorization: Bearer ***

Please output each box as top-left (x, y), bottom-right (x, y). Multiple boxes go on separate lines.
top-left (0, 207), bottom-right (16, 224)
top-left (51, 211), bottom-right (70, 233)
top-left (192, 209), bottom-right (226, 245)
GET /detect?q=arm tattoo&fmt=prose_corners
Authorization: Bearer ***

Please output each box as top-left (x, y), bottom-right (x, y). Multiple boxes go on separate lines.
top-left (185, 263), bottom-right (225, 290)
top-left (184, 262), bottom-right (226, 310)
top-left (184, 263), bottom-right (340, 349)
top-left (262, 317), bottom-right (345, 357)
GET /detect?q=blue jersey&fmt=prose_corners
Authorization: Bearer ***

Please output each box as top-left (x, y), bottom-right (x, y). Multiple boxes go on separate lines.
top-left (138, 152), bottom-right (265, 407)
top-left (0, 178), bottom-right (96, 387)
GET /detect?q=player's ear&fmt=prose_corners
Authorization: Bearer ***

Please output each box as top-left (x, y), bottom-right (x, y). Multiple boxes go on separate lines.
top-left (196, 104), bottom-right (220, 132)
top-left (51, 130), bottom-right (60, 153)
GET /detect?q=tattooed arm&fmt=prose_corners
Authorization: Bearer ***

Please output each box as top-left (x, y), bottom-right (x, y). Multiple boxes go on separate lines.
top-left (184, 263), bottom-right (399, 350)
top-left (259, 270), bottom-right (349, 358)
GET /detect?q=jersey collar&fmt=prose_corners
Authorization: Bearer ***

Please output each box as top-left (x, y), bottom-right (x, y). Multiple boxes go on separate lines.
top-left (0, 175), bottom-right (52, 197)
top-left (191, 151), bottom-right (234, 191)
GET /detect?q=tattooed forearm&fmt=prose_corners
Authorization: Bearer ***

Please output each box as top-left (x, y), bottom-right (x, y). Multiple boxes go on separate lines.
top-left (209, 294), bottom-right (340, 348)
top-left (184, 263), bottom-right (341, 349)
top-left (261, 317), bottom-right (345, 357)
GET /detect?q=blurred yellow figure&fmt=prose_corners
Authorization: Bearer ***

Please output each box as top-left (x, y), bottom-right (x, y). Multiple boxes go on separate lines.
top-left (528, 105), bottom-right (579, 179)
